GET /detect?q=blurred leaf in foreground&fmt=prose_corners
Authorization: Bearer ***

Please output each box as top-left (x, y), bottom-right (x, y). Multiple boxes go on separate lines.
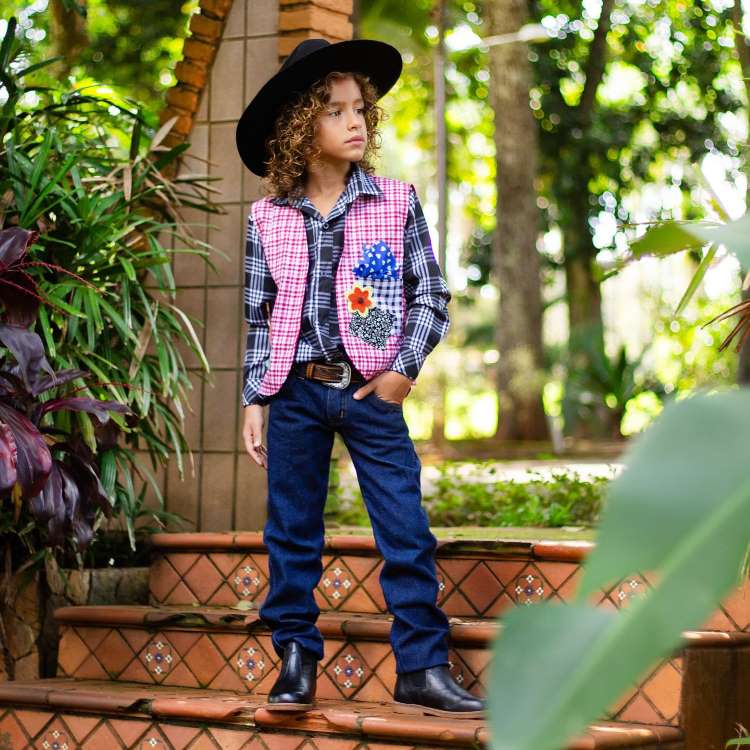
top-left (487, 389), bottom-right (750, 750)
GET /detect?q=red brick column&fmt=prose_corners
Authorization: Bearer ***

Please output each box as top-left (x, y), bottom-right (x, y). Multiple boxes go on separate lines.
top-left (160, 0), bottom-right (355, 147)
top-left (278, 0), bottom-right (353, 59)
top-left (159, 0), bottom-right (234, 149)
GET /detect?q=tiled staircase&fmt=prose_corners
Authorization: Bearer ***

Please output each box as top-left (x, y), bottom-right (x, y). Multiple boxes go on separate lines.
top-left (1, 530), bottom-right (749, 749)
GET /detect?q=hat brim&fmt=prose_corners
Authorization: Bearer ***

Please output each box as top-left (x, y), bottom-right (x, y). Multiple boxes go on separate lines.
top-left (235, 39), bottom-right (402, 177)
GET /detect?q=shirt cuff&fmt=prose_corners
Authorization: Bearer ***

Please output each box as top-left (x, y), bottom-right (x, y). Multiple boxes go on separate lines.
top-left (243, 398), bottom-right (270, 408)
top-left (389, 350), bottom-right (422, 382)
top-left (242, 383), bottom-right (271, 407)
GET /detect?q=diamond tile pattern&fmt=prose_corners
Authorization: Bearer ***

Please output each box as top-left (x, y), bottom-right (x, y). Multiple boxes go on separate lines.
top-left (58, 624), bottom-right (668, 724)
top-left (607, 658), bottom-right (684, 725)
top-left (140, 634), bottom-right (179, 682)
top-left (150, 548), bottom-right (750, 632)
top-left (136, 543), bottom-right (750, 730)
top-left (232, 637), bottom-right (274, 689)
top-left (4, 699), bottom-right (525, 750)
top-left (57, 621), bottom-right (492, 703)
top-left (23, 526), bottom-right (748, 750)
top-left (512, 565), bottom-right (551, 606)
top-left (231, 559), bottom-right (266, 599)
top-left (599, 574), bottom-right (651, 610)
top-left (319, 560), bottom-right (356, 609)
top-left (149, 551), bottom-right (584, 616)
top-left (58, 625), bottom-right (286, 693)
top-left (5, 706), bottom-right (441, 750)
top-left (447, 647), bottom-right (486, 693)
top-left (324, 644), bottom-right (368, 698)
top-left (36, 722), bottom-right (72, 750)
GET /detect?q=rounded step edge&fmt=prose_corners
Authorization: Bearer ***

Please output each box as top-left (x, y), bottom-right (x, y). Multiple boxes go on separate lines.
top-left (52, 602), bottom-right (750, 652)
top-left (147, 531), bottom-right (595, 562)
top-left (52, 603), bottom-right (498, 646)
top-left (0, 678), bottom-right (684, 749)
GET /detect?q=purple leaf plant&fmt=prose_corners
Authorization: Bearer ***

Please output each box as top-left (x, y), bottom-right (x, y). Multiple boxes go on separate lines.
top-left (0, 226), bottom-right (133, 550)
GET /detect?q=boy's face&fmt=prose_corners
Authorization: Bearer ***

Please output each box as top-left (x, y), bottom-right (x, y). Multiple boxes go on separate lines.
top-left (311, 76), bottom-right (367, 168)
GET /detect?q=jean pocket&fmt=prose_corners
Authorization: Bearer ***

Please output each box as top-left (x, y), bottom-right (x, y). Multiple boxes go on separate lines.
top-left (367, 390), bottom-right (403, 413)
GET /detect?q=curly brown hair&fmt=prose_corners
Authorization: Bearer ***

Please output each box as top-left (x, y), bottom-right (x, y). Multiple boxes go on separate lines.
top-left (260, 70), bottom-right (388, 202)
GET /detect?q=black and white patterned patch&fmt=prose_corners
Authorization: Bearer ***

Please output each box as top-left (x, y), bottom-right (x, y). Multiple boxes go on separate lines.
top-left (349, 307), bottom-right (395, 349)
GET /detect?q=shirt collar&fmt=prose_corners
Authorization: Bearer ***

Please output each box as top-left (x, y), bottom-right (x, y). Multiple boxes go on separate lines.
top-left (270, 163), bottom-right (382, 208)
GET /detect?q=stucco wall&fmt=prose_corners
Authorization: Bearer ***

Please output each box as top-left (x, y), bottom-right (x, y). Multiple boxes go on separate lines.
top-left (162, 0), bottom-right (280, 532)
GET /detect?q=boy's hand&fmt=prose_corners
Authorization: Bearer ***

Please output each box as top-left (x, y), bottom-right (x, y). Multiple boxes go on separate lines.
top-left (243, 404), bottom-right (268, 469)
top-left (352, 370), bottom-right (413, 405)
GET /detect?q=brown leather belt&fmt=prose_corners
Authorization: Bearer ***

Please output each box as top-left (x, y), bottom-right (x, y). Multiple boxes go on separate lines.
top-left (291, 360), bottom-right (365, 389)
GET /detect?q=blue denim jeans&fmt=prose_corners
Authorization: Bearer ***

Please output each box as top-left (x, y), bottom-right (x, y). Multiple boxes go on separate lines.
top-left (258, 369), bottom-right (451, 674)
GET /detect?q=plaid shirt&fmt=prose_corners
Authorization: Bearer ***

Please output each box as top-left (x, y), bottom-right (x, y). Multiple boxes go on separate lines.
top-left (242, 164), bottom-right (451, 407)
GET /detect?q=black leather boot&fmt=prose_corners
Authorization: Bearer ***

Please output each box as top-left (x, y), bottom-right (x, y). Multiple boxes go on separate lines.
top-left (265, 641), bottom-right (318, 711)
top-left (394, 664), bottom-right (486, 718)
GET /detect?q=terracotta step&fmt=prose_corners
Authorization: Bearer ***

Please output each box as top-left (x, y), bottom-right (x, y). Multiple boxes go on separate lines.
top-left (148, 531), bottom-right (589, 614)
top-left (53, 603), bottom-right (750, 730)
top-left (147, 532), bottom-right (750, 636)
top-left (0, 677), bottom-right (685, 749)
top-left (54, 605), bottom-right (491, 706)
top-left (136, 530), bottom-right (750, 746)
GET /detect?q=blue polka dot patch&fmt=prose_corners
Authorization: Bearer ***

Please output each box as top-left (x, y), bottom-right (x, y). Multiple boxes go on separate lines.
top-left (352, 239), bottom-right (399, 281)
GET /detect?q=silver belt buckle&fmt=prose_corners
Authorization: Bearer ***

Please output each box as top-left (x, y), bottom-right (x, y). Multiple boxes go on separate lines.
top-left (323, 361), bottom-right (351, 389)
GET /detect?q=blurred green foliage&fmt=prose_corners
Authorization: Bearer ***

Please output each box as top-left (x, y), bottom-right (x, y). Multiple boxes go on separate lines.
top-left (326, 461), bottom-right (611, 528)
top-left (486, 387), bottom-right (750, 750)
top-left (1, 0), bottom-right (197, 109)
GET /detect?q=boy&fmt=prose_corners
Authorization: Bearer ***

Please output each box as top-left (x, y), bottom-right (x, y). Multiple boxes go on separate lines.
top-left (235, 38), bottom-right (484, 718)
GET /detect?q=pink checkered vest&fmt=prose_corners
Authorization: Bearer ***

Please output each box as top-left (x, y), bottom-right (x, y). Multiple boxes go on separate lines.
top-left (251, 174), bottom-right (411, 397)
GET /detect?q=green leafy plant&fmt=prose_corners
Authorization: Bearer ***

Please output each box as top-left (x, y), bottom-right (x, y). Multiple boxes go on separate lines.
top-left (325, 461), bottom-right (611, 528)
top-left (0, 227), bottom-right (132, 552)
top-left (626, 194), bottom-right (750, 353)
top-left (1, 16), bottom-right (221, 549)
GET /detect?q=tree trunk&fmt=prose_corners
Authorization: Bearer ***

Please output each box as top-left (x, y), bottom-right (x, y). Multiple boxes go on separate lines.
top-left (564, 186), bottom-right (606, 361)
top-left (563, 191), bottom-right (614, 439)
top-left (561, 0), bottom-right (614, 437)
top-left (48, 0), bottom-right (89, 80)
top-left (485, 0), bottom-right (549, 441)
top-left (431, 0), bottom-right (448, 446)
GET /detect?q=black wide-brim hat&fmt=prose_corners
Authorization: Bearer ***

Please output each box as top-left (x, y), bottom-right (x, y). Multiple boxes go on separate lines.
top-left (235, 38), bottom-right (402, 177)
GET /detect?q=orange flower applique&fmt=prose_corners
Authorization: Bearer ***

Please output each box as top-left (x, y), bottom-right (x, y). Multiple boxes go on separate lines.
top-left (347, 283), bottom-right (375, 317)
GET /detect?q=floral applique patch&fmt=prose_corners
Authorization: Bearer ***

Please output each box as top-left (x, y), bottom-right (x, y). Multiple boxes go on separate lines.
top-left (345, 281), bottom-right (395, 348)
top-left (352, 239), bottom-right (399, 281)
top-left (349, 307), bottom-right (396, 349)
top-left (347, 283), bottom-right (375, 317)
